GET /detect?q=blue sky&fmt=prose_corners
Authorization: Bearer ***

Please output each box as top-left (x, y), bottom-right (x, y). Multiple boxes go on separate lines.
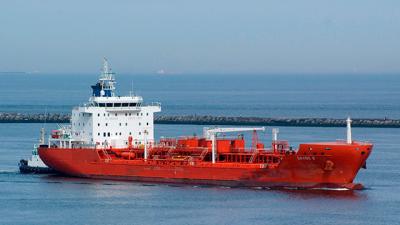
top-left (0, 0), bottom-right (399, 74)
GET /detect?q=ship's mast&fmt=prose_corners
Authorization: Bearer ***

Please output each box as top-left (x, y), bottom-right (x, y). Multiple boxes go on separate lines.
top-left (347, 117), bottom-right (352, 144)
top-left (98, 57), bottom-right (116, 97)
top-left (39, 127), bottom-right (45, 145)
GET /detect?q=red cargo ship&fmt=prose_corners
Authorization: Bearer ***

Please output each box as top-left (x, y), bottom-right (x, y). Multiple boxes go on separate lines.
top-left (38, 59), bottom-right (373, 190)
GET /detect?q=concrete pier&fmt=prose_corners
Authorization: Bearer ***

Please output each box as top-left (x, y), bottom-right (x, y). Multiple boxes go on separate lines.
top-left (0, 112), bottom-right (399, 128)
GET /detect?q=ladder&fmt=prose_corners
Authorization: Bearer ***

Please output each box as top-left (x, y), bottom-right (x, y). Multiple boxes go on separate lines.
top-left (199, 149), bottom-right (208, 160)
top-left (249, 149), bottom-right (258, 163)
top-left (102, 149), bottom-right (112, 163)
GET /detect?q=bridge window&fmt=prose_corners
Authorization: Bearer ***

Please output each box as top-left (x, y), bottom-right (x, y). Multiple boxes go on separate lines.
top-left (106, 103), bottom-right (112, 107)
top-left (99, 103), bottom-right (105, 107)
top-left (129, 103), bottom-right (137, 107)
top-left (114, 103), bottom-right (121, 107)
top-left (122, 103), bottom-right (129, 107)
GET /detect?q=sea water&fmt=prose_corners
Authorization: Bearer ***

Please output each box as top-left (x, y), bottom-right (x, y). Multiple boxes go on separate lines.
top-left (0, 74), bottom-right (399, 118)
top-left (0, 74), bottom-right (399, 225)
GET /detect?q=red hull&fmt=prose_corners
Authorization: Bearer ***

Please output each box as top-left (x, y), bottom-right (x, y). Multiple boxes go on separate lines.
top-left (39, 141), bottom-right (372, 190)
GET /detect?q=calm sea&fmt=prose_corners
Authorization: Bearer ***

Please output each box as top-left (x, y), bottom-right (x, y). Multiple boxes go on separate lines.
top-left (0, 74), bottom-right (399, 224)
top-left (0, 74), bottom-right (399, 118)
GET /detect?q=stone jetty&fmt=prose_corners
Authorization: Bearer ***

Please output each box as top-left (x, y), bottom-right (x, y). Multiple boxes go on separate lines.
top-left (0, 112), bottom-right (399, 128)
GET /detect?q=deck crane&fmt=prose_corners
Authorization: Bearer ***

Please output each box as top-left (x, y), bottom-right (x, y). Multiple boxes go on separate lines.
top-left (204, 127), bottom-right (266, 164)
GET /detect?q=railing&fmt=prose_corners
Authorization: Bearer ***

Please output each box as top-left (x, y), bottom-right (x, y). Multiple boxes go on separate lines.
top-left (147, 102), bottom-right (161, 107)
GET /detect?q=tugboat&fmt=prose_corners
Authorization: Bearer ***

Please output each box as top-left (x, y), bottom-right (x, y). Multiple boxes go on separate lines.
top-left (19, 128), bottom-right (55, 174)
top-left (37, 58), bottom-right (373, 190)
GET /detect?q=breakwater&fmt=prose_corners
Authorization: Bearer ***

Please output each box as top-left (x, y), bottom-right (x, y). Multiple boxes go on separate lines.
top-left (0, 112), bottom-right (399, 128)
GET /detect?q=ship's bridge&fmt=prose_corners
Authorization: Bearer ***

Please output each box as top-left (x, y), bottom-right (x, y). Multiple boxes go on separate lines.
top-left (91, 96), bottom-right (143, 105)
top-left (81, 95), bottom-right (160, 113)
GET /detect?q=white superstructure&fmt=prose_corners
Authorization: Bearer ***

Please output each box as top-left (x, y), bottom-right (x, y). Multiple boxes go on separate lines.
top-left (53, 58), bottom-right (161, 149)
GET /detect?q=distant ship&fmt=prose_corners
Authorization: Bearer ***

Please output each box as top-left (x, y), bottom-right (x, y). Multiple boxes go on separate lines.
top-left (37, 58), bottom-right (373, 190)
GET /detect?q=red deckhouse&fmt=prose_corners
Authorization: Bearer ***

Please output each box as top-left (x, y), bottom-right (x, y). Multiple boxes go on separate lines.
top-left (38, 59), bottom-right (373, 190)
